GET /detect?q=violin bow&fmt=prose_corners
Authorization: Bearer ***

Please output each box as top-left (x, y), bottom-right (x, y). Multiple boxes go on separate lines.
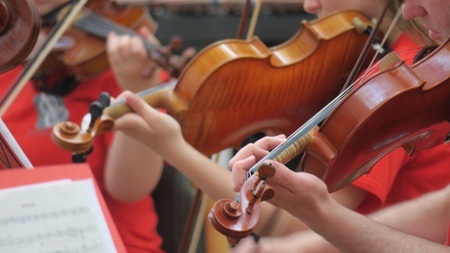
top-left (341, 0), bottom-right (392, 91)
top-left (245, 0), bottom-right (262, 40)
top-left (236, 0), bottom-right (251, 39)
top-left (178, 150), bottom-right (232, 253)
top-left (0, 0), bottom-right (89, 117)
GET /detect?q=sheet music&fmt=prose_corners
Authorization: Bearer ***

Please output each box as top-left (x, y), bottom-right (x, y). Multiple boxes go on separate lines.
top-left (0, 179), bottom-right (117, 253)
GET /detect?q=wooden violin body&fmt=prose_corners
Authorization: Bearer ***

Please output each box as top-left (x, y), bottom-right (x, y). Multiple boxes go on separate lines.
top-left (300, 39), bottom-right (450, 192)
top-left (60, 0), bottom-right (158, 80)
top-left (208, 38), bottom-right (450, 244)
top-left (170, 11), bottom-right (373, 156)
top-left (52, 10), bottom-right (375, 157)
top-left (0, 0), bottom-right (40, 73)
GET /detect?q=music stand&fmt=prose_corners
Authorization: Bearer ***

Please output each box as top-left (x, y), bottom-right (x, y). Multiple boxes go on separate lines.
top-left (0, 118), bottom-right (33, 169)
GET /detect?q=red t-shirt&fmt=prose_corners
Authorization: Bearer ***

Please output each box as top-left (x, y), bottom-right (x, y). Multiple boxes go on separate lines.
top-left (389, 32), bottom-right (424, 66)
top-left (351, 34), bottom-right (450, 214)
top-left (0, 67), bottom-right (163, 253)
top-left (357, 32), bottom-right (422, 79)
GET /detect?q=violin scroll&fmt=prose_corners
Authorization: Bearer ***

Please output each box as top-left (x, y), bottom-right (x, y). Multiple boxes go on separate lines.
top-left (158, 35), bottom-right (197, 78)
top-left (51, 92), bottom-right (115, 156)
top-left (51, 82), bottom-right (179, 158)
top-left (52, 114), bottom-right (115, 154)
top-left (208, 161), bottom-right (275, 245)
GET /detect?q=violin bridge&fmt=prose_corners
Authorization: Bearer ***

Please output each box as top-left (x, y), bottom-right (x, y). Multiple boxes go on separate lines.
top-left (379, 52), bottom-right (402, 71)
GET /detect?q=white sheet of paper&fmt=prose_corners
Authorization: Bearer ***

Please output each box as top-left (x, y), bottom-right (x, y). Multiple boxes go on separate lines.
top-left (0, 179), bottom-right (117, 253)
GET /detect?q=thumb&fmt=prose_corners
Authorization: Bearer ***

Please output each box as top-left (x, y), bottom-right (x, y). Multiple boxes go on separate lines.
top-left (265, 161), bottom-right (298, 189)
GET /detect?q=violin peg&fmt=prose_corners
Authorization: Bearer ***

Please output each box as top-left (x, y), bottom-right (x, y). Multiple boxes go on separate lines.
top-left (97, 92), bottom-right (111, 108)
top-left (169, 35), bottom-right (184, 51)
top-left (257, 161), bottom-right (276, 180)
top-left (71, 147), bottom-right (93, 163)
top-left (182, 47), bottom-right (196, 59)
top-left (352, 17), bottom-right (369, 34)
top-left (88, 101), bottom-right (104, 128)
top-left (226, 237), bottom-right (240, 246)
top-left (72, 153), bottom-right (87, 163)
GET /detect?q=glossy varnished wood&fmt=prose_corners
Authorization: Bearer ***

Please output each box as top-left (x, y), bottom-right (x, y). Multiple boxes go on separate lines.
top-left (300, 38), bottom-right (450, 192)
top-left (173, 10), bottom-right (374, 155)
top-left (60, 0), bottom-right (158, 80)
top-left (0, 0), bottom-right (40, 73)
top-left (52, 10), bottom-right (375, 156)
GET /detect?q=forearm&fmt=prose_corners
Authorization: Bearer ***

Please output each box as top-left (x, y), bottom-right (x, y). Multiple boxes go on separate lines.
top-left (156, 138), bottom-right (236, 200)
top-left (105, 132), bottom-right (164, 202)
top-left (257, 230), bottom-right (341, 253)
top-left (159, 139), bottom-right (236, 201)
top-left (156, 138), bottom-right (290, 235)
top-left (369, 185), bottom-right (450, 243)
top-left (303, 196), bottom-right (449, 253)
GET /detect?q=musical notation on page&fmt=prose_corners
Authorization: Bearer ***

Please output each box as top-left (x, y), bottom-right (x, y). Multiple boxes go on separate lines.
top-left (0, 179), bottom-right (117, 253)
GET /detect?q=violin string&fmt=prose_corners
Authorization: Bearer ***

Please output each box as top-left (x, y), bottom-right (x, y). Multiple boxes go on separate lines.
top-left (246, 81), bottom-right (357, 179)
top-left (358, 6), bottom-right (404, 85)
top-left (246, 7), bottom-right (405, 179)
top-left (74, 11), bottom-right (163, 58)
top-left (109, 79), bottom-right (177, 107)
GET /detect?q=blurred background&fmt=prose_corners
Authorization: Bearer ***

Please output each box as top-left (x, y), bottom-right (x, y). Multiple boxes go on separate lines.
top-left (149, 0), bottom-right (316, 50)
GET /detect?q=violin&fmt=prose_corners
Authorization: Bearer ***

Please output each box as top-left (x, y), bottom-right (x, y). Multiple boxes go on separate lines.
top-left (56, 0), bottom-right (155, 81)
top-left (0, 0), bottom-right (40, 73)
top-left (208, 37), bottom-right (450, 243)
top-left (32, 0), bottom-right (194, 95)
top-left (51, 10), bottom-right (377, 157)
top-left (50, 0), bottom-right (192, 81)
top-left (31, 0), bottom-right (159, 92)
top-left (300, 40), bottom-right (450, 191)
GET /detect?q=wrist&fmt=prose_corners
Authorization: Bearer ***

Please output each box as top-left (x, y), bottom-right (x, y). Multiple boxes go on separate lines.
top-left (158, 133), bottom-right (188, 161)
top-left (296, 192), bottom-right (337, 228)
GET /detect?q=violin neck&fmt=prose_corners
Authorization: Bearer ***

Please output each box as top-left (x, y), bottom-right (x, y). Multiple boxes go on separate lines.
top-left (74, 11), bottom-right (162, 54)
top-left (245, 78), bottom-right (359, 180)
top-left (245, 130), bottom-right (314, 180)
top-left (74, 11), bottom-right (180, 76)
top-left (105, 79), bottom-right (178, 118)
